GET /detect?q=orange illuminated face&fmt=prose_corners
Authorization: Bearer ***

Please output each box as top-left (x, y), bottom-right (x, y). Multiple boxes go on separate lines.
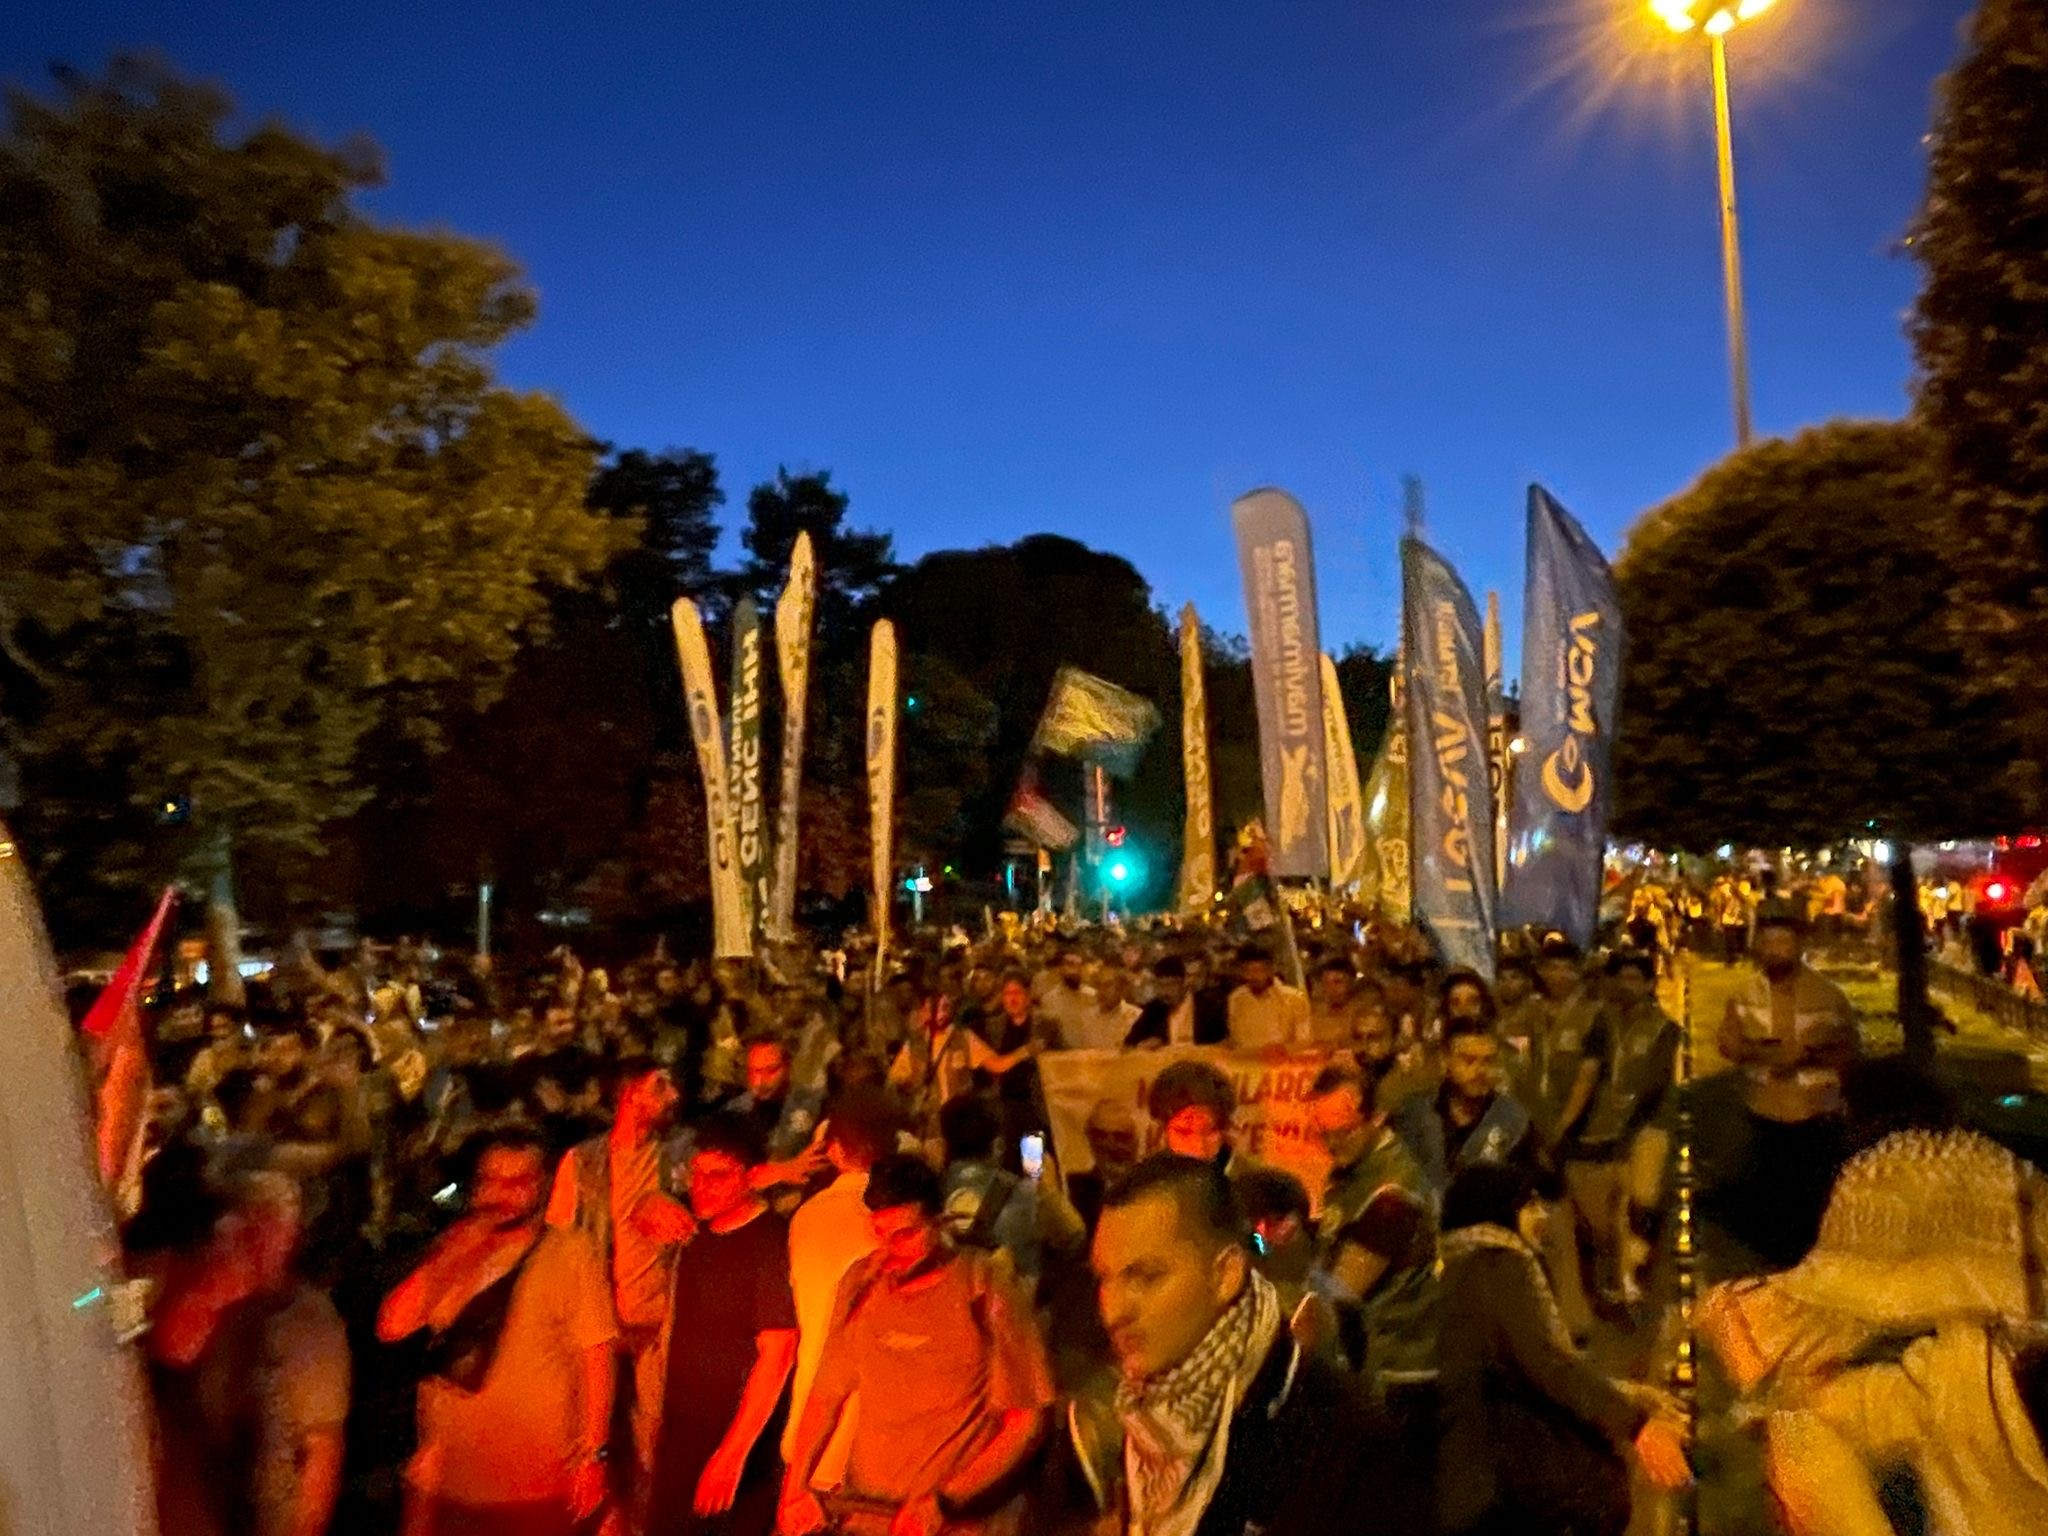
top-left (1162, 1106), bottom-right (1227, 1164)
top-left (870, 1202), bottom-right (939, 1276)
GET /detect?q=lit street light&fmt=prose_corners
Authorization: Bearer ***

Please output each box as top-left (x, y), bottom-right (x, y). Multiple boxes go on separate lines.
top-left (1650, 0), bottom-right (1778, 448)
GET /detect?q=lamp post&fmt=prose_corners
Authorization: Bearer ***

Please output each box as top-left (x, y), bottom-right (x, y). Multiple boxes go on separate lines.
top-left (1651, 0), bottom-right (1778, 448)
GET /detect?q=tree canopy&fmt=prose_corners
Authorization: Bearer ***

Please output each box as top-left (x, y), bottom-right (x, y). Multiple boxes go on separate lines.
top-left (0, 60), bottom-right (632, 929)
top-left (1614, 419), bottom-right (2018, 851)
top-left (1911, 0), bottom-right (2048, 809)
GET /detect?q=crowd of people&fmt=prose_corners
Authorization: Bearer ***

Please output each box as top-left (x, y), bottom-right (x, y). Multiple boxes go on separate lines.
top-left (95, 871), bottom-right (2048, 1536)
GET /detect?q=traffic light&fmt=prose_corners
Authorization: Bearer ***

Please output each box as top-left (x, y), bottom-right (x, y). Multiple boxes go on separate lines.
top-left (1104, 825), bottom-right (1127, 848)
top-left (1107, 859), bottom-right (1132, 886)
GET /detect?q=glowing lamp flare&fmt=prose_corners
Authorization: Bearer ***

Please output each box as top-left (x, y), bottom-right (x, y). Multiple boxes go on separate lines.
top-left (1650, 0), bottom-right (1775, 33)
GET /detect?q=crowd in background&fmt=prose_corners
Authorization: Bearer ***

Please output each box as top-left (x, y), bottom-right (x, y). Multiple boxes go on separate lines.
top-left (98, 860), bottom-right (2048, 1536)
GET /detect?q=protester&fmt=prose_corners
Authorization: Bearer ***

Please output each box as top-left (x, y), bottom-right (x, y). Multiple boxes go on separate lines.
top-left (782, 1086), bottom-right (897, 1469)
top-left (1396, 1015), bottom-right (1536, 1202)
top-left (937, 1092), bottom-right (1043, 1291)
top-left (646, 1112), bottom-right (799, 1536)
top-left (147, 1170), bottom-right (350, 1536)
top-left (1436, 1163), bottom-right (1691, 1536)
top-left (779, 1154), bottom-right (1055, 1536)
top-left (377, 1126), bottom-right (616, 1536)
top-left (1307, 1064), bottom-right (1439, 1413)
top-left (1078, 1154), bottom-right (1412, 1534)
top-left (1035, 946), bottom-right (1099, 1046)
top-left (546, 1055), bottom-right (693, 1487)
top-left (1568, 950), bottom-right (1679, 1308)
top-left (1145, 1060), bottom-right (1242, 1174)
top-left (1224, 943), bottom-right (1309, 1049)
top-left (1308, 957), bottom-right (1370, 1045)
top-left (1067, 966), bottom-right (1142, 1051)
top-left (1233, 1164), bottom-right (1344, 1362)
top-left (1712, 901), bottom-right (1859, 1267)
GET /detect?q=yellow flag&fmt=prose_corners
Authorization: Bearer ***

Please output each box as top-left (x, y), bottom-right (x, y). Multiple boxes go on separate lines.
top-left (1176, 605), bottom-right (1216, 913)
top-left (1321, 653), bottom-right (1367, 889)
top-left (770, 533), bottom-right (817, 943)
top-left (865, 620), bottom-right (899, 973)
top-left (670, 598), bottom-right (749, 959)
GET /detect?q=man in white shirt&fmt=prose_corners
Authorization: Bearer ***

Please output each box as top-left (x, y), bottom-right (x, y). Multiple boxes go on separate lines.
top-left (1035, 945), bottom-right (1099, 1047)
top-left (1227, 944), bottom-right (1309, 1050)
top-left (1065, 967), bottom-right (1142, 1051)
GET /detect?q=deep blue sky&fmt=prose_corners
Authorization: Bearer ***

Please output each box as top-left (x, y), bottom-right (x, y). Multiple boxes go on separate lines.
top-left (8, 0), bottom-right (1972, 659)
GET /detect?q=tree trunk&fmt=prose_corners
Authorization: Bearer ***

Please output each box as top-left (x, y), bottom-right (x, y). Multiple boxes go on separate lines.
top-left (205, 826), bottom-right (247, 1008)
top-left (1890, 842), bottom-right (1935, 1064)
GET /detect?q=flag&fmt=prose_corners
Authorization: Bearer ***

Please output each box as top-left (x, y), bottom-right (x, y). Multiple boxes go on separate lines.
top-left (1176, 604), bottom-right (1217, 913)
top-left (1030, 667), bottom-right (1162, 778)
top-left (0, 821), bottom-right (160, 1536)
top-left (770, 532), bottom-right (816, 944)
top-left (728, 596), bottom-right (769, 952)
top-left (866, 620), bottom-right (899, 973)
top-left (81, 885), bottom-right (177, 1208)
top-left (1320, 653), bottom-right (1368, 890)
top-left (1359, 651), bottom-right (1412, 923)
top-left (1232, 488), bottom-right (1330, 878)
top-left (671, 598), bottom-right (749, 959)
top-left (1503, 486), bottom-right (1624, 947)
top-left (1403, 537), bottom-right (1498, 977)
top-left (1004, 776), bottom-right (1081, 852)
top-left (1484, 590), bottom-right (1510, 892)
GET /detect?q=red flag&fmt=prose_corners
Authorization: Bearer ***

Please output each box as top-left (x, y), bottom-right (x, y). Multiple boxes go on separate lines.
top-left (81, 887), bottom-right (177, 1202)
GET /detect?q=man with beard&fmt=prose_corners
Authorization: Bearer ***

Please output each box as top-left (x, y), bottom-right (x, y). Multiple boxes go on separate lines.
top-left (1713, 901), bottom-right (1859, 1267)
top-left (380, 1128), bottom-right (616, 1536)
top-left (548, 1056), bottom-right (696, 1491)
top-left (779, 1155), bottom-right (1054, 1536)
top-left (1079, 1155), bottom-right (1408, 1535)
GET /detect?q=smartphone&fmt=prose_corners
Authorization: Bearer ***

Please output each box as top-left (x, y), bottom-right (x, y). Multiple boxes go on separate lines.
top-left (1019, 1133), bottom-right (1045, 1181)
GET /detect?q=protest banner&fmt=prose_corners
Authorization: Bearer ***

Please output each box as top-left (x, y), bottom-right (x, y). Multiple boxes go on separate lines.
top-left (865, 620), bottom-right (898, 975)
top-left (671, 597), bottom-right (749, 959)
top-left (1177, 603), bottom-right (1216, 912)
top-left (1039, 1045), bottom-right (1335, 1201)
top-left (770, 531), bottom-right (816, 943)
top-left (729, 596), bottom-right (768, 952)
top-left (1232, 488), bottom-right (1330, 878)
top-left (1320, 652), bottom-right (1367, 890)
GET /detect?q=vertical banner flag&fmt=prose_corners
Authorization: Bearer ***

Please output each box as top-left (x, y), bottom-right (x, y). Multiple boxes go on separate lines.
top-left (1320, 654), bottom-right (1368, 890)
top-left (1231, 488), bottom-right (1330, 878)
top-left (671, 598), bottom-right (749, 959)
top-left (1403, 538), bottom-right (1499, 977)
top-left (1360, 651), bottom-right (1412, 922)
top-left (0, 822), bottom-right (160, 1536)
top-left (728, 597), bottom-right (769, 952)
top-left (1503, 486), bottom-right (1623, 947)
top-left (1177, 604), bottom-right (1216, 913)
top-left (770, 532), bottom-right (816, 944)
top-left (1484, 590), bottom-right (1509, 891)
top-left (866, 620), bottom-right (899, 976)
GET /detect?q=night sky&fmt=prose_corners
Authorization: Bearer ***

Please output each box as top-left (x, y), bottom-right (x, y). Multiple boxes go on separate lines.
top-left (7, 0), bottom-right (1974, 659)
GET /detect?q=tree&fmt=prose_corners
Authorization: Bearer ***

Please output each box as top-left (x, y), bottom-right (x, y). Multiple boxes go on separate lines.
top-left (881, 536), bottom-right (1180, 880)
top-left (1615, 420), bottom-right (2018, 1057)
top-left (733, 469), bottom-right (897, 651)
top-left (1911, 0), bottom-right (2048, 809)
top-left (0, 61), bottom-right (633, 941)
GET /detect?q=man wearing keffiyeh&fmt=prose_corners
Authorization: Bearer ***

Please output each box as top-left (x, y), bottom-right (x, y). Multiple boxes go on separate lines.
top-left (1082, 1156), bottom-right (1414, 1536)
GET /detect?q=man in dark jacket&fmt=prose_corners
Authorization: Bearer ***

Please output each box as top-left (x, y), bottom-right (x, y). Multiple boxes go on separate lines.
top-left (1076, 1155), bottom-right (1416, 1536)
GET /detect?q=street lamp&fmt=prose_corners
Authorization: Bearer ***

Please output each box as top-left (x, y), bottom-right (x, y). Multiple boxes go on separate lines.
top-left (1650, 0), bottom-right (1777, 448)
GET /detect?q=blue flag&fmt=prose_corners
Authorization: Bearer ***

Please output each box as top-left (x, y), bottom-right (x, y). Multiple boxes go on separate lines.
top-left (1502, 486), bottom-right (1623, 947)
top-left (1231, 489), bottom-right (1331, 879)
top-left (1402, 537), bottom-right (1497, 978)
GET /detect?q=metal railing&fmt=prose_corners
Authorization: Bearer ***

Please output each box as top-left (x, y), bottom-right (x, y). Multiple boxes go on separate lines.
top-left (1925, 956), bottom-right (2048, 1042)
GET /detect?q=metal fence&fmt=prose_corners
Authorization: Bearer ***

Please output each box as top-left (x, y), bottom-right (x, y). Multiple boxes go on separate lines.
top-left (1926, 956), bottom-right (2048, 1042)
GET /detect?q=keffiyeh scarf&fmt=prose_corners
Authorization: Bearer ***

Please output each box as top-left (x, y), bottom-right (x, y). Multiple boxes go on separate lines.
top-left (1116, 1270), bottom-right (1283, 1536)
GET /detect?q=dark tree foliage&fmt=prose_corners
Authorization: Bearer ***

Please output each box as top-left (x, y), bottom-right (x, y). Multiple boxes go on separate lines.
top-left (1911, 0), bottom-right (2048, 810)
top-left (1616, 420), bottom-right (2015, 849)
